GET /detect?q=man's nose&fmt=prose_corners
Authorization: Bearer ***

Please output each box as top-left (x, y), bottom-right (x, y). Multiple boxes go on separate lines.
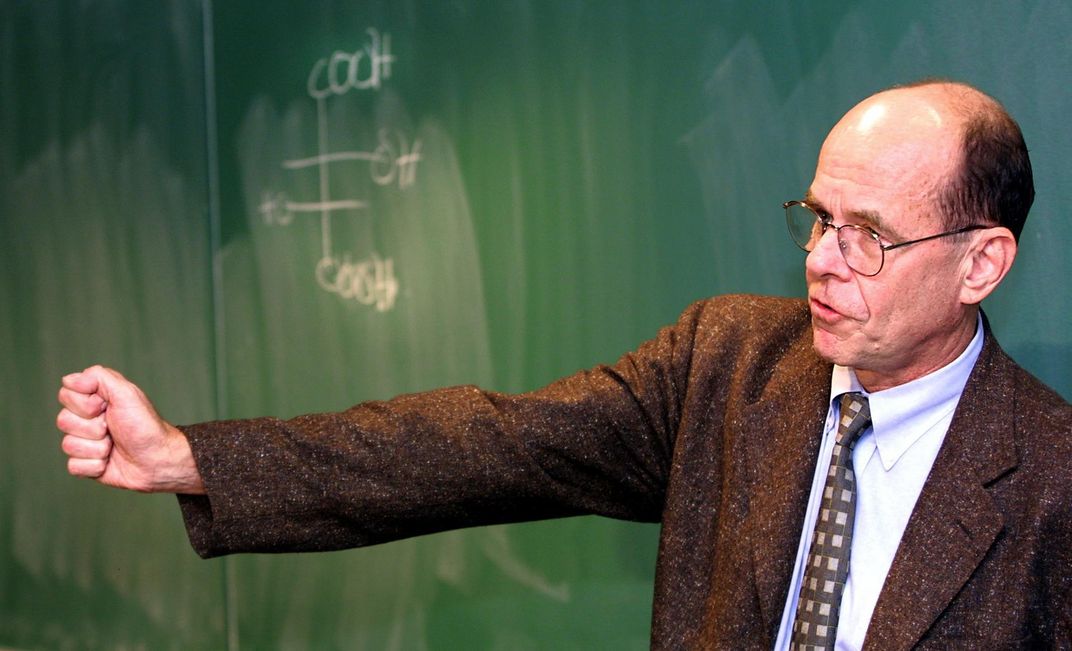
top-left (806, 226), bottom-right (852, 278)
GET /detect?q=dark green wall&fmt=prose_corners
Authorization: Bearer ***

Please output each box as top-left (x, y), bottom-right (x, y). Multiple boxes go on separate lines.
top-left (2, 1), bottom-right (1068, 648)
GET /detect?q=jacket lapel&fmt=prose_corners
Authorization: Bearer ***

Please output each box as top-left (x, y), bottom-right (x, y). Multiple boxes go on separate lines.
top-left (744, 353), bottom-right (833, 640)
top-left (863, 332), bottom-right (1019, 650)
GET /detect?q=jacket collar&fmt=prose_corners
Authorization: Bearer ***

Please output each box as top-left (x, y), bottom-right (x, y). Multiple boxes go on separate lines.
top-left (863, 327), bottom-right (1018, 649)
top-left (744, 324), bottom-right (1019, 648)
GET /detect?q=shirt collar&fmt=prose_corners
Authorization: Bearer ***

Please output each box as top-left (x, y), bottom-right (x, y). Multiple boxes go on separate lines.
top-left (829, 314), bottom-right (985, 470)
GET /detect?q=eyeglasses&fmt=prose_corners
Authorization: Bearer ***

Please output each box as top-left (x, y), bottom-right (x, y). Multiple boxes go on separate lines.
top-left (784, 200), bottom-right (990, 276)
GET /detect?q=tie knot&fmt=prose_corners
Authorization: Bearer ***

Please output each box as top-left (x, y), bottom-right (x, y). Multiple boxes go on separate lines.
top-left (837, 392), bottom-right (871, 449)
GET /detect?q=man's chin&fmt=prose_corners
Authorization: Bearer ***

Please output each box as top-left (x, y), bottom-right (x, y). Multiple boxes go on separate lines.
top-left (811, 326), bottom-right (852, 366)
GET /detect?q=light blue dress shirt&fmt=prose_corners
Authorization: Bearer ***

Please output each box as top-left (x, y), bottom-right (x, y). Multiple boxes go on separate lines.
top-left (774, 317), bottom-right (984, 650)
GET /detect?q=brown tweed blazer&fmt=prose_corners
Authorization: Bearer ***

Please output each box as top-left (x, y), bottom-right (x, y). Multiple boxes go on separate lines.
top-left (178, 295), bottom-right (1072, 649)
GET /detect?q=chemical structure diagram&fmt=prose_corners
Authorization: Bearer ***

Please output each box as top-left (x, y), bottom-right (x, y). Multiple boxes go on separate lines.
top-left (257, 28), bottom-right (421, 311)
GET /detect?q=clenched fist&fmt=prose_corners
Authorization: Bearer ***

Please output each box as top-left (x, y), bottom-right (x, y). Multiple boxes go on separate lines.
top-left (57, 366), bottom-right (204, 494)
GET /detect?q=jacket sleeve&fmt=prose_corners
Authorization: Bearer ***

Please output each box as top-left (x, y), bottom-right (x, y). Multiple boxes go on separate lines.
top-left (176, 299), bottom-right (715, 558)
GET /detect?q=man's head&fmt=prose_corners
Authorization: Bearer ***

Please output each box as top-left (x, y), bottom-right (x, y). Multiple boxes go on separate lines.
top-left (803, 81), bottom-right (1030, 391)
top-left (921, 81), bottom-right (1035, 240)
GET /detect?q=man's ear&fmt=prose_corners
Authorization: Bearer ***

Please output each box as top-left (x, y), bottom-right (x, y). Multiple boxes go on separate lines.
top-left (960, 226), bottom-right (1017, 305)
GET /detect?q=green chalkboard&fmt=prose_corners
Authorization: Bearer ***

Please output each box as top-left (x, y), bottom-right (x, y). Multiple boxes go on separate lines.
top-left (0, 1), bottom-right (223, 648)
top-left (3, 1), bottom-right (1069, 648)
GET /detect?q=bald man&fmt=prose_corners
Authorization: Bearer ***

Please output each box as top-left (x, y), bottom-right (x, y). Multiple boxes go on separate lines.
top-left (58, 81), bottom-right (1070, 649)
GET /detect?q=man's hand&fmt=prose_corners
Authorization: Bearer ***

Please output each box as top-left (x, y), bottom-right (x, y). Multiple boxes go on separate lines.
top-left (57, 366), bottom-right (204, 494)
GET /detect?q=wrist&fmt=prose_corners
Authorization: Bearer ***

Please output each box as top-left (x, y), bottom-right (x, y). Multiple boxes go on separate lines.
top-left (156, 424), bottom-right (206, 494)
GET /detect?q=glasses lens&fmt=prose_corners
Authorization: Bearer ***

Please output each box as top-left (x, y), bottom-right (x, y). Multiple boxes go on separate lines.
top-left (786, 203), bottom-right (822, 251)
top-left (838, 226), bottom-right (883, 276)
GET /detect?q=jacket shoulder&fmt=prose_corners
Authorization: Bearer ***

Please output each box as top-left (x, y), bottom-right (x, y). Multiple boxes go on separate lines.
top-left (977, 334), bottom-right (1071, 429)
top-left (665, 294), bottom-right (822, 403)
top-left (683, 294), bottom-right (811, 342)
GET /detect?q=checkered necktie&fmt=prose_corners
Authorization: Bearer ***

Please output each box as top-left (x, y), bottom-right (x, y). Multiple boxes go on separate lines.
top-left (790, 392), bottom-right (872, 651)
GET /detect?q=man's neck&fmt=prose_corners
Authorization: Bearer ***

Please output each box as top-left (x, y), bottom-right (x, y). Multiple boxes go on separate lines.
top-left (855, 309), bottom-right (981, 392)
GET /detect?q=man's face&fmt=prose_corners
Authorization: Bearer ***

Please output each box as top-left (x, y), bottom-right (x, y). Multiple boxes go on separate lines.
top-left (804, 89), bottom-right (977, 391)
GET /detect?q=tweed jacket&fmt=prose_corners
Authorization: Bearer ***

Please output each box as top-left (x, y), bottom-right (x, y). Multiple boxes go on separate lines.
top-left (178, 294), bottom-right (1072, 649)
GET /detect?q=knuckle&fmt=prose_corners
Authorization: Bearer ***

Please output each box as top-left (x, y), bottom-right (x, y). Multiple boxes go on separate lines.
top-left (56, 409), bottom-right (89, 436)
top-left (87, 394), bottom-right (105, 415)
top-left (67, 457), bottom-right (86, 476)
top-left (56, 409), bottom-right (81, 433)
top-left (57, 386), bottom-right (77, 409)
top-left (62, 435), bottom-right (83, 457)
top-left (68, 457), bottom-right (105, 478)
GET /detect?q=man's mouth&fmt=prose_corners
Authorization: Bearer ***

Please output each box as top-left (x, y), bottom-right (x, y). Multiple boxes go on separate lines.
top-left (809, 296), bottom-right (844, 323)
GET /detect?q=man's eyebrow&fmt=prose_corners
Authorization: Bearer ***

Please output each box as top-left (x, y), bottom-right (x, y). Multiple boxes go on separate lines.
top-left (849, 208), bottom-right (886, 229)
top-left (848, 209), bottom-right (909, 241)
top-left (802, 190), bottom-right (827, 214)
top-left (802, 191), bottom-right (902, 240)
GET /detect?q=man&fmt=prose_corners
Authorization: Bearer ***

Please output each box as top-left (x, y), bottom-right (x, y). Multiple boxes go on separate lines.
top-left (58, 81), bottom-right (1071, 649)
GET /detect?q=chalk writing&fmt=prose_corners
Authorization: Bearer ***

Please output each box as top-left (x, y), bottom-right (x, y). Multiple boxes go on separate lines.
top-left (258, 191), bottom-right (294, 225)
top-left (316, 251), bottom-right (398, 311)
top-left (307, 28), bottom-right (395, 99)
top-left (282, 129), bottom-right (422, 190)
top-left (371, 129), bottom-right (423, 189)
top-left (259, 28), bottom-right (420, 311)
top-left (258, 191), bottom-right (369, 225)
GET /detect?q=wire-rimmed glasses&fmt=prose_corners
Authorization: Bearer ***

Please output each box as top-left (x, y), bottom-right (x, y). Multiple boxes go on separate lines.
top-left (784, 200), bottom-right (990, 276)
